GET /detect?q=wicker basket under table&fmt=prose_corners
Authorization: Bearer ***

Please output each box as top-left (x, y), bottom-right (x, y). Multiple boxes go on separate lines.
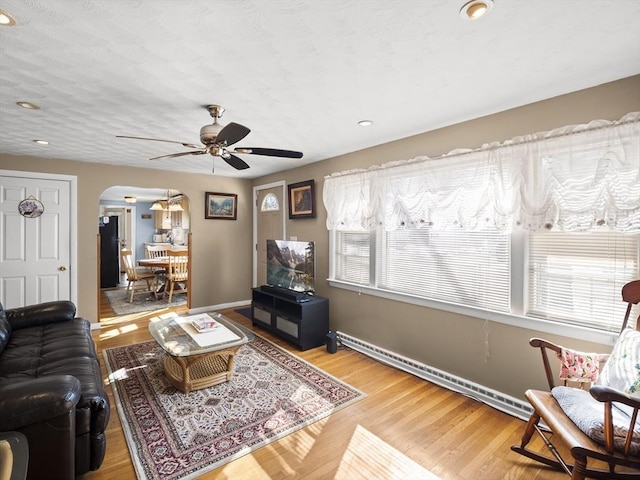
top-left (163, 347), bottom-right (239, 394)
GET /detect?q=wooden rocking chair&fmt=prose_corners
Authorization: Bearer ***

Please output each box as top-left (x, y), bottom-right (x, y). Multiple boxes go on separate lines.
top-left (511, 280), bottom-right (640, 479)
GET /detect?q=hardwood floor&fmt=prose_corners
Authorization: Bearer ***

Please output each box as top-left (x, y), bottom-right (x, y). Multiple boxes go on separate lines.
top-left (89, 288), bottom-right (566, 480)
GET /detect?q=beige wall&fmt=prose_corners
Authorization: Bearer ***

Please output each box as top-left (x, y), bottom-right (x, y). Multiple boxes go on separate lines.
top-left (0, 158), bottom-right (255, 321)
top-left (252, 75), bottom-right (640, 399)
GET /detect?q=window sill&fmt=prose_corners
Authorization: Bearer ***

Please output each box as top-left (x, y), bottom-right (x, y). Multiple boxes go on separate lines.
top-left (327, 279), bottom-right (619, 347)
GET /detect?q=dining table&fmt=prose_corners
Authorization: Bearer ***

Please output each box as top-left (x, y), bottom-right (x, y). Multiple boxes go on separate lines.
top-left (138, 256), bottom-right (170, 270)
top-left (139, 252), bottom-right (189, 297)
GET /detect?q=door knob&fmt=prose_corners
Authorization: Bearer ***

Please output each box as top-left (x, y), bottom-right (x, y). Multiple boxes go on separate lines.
top-left (58, 265), bottom-right (67, 271)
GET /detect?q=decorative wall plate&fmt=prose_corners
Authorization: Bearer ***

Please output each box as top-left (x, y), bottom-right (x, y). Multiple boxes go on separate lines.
top-left (18, 195), bottom-right (44, 218)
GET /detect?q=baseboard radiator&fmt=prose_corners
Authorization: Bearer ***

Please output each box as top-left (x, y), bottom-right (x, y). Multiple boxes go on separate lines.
top-left (336, 331), bottom-right (533, 421)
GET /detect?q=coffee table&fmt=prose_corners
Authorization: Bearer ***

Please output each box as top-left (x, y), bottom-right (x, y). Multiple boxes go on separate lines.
top-left (148, 312), bottom-right (248, 393)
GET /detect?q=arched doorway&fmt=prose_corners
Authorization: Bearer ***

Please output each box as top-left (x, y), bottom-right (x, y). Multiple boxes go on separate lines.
top-left (98, 186), bottom-right (191, 319)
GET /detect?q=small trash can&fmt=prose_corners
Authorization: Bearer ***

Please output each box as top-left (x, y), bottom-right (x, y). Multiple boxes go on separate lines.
top-left (326, 331), bottom-right (338, 354)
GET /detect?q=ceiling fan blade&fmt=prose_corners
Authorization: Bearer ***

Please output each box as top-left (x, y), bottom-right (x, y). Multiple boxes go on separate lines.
top-left (215, 122), bottom-right (250, 146)
top-left (149, 150), bottom-right (206, 161)
top-left (222, 153), bottom-right (251, 170)
top-left (117, 135), bottom-right (201, 149)
top-left (233, 147), bottom-right (303, 158)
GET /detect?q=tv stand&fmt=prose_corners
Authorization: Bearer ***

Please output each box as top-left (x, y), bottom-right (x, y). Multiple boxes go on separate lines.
top-left (251, 287), bottom-right (329, 350)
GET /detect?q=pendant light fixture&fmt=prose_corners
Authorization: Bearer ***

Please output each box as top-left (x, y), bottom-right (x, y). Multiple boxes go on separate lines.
top-left (168, 194), bottom-right (184, 212)
top-left (150, 190), bottom-right (183, 211)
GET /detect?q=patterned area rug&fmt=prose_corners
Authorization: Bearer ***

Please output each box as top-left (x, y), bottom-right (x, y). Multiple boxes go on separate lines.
top-left (104, 289), bottom-right (186, 315)
top-left (103, 335), bottom-right (365, 480)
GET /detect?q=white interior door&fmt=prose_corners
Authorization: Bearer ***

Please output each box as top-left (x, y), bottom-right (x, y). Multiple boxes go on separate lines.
top-left (0, 173), bottom-right (73, 308)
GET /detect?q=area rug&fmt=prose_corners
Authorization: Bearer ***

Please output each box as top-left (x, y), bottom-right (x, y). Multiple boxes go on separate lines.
top-left (103, 335), bottom-right (365, 480)
top-left (104, 289), bottom-right (186, 315)
top-left (234, 307), bottom-right (252, 320)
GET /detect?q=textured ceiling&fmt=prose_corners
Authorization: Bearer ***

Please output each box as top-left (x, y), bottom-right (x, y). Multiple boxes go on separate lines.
top-left (1, 0), bottom-right (639, 182)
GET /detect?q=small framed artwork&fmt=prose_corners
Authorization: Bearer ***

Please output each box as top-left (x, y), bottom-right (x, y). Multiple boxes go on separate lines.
top-left (205, 192), bottom-right (237, 220)
top-left (288, 180), bottom-right (316, 219)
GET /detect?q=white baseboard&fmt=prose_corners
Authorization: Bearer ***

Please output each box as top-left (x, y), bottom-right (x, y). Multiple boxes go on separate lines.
top-left (336, 331), bottom-right (532, 421)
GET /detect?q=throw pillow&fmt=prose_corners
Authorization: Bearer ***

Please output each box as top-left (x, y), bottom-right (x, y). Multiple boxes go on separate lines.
top-left (597, 328), bottom-right (640, 395)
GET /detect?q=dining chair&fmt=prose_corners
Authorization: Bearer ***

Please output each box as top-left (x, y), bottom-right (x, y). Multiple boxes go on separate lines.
top-left (121, 249), bottom-right (158, 303)
top-left (164, 250), bottom-right (188, 303)
top-left (145, 244), bottom-right (168, 278)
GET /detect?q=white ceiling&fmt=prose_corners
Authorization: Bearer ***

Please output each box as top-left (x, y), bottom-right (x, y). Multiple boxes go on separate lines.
top-left (1, 0), bottom-right (639, 184)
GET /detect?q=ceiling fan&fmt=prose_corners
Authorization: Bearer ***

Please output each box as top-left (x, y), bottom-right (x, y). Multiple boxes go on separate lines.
top-left (116, 105), bottom-right (303, 172)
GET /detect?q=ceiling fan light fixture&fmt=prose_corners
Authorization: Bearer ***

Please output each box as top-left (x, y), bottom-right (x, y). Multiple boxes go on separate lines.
top-left (200, 122), bottom-right (224, 144)
top-left (150, 201), bottom-right (164, 211)
top-left (460, 0), bottom-right (494, 20)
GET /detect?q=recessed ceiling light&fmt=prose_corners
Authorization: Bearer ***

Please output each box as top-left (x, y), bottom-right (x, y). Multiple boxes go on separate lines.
top-left (33, 140), bottom-right (49, 145)
top-left (460, 0), bottom-right (494, 20)
top-left (17, 101), bottom-right (41, 110)
top-left (0, 9), bottom-right (16, 26)
top-left (358, 120), bottom-right (373, 127)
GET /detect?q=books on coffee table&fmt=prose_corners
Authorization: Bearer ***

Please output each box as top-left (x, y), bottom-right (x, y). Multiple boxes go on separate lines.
top-left (176, 313), bottom-right (242, 347)
top-left (191, 316), bottom-right (218, 332)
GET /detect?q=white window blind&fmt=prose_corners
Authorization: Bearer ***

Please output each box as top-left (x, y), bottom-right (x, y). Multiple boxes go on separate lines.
top-left (335, 231), bottom-right (371, 286)
top-left (528, 232), bottom-right (639, 331)
top-left (377, 229), bottom-right (511, 312)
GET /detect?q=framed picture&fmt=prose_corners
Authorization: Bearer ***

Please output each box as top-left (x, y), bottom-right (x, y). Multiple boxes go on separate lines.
top-left (288, 180), bottom-right (316, 219)
top-left (205, 192), bottom-right (237, 220)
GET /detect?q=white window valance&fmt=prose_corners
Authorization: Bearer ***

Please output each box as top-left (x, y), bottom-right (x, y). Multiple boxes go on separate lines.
top-left (323, 112), bottom-right (640, 233)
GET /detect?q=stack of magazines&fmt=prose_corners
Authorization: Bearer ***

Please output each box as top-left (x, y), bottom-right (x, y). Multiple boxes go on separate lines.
top-left (191, 317), bottom-right (218, 333)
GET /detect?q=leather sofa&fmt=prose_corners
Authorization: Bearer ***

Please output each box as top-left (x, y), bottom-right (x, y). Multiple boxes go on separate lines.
top-left (0, 301), bottom-right (110, 479)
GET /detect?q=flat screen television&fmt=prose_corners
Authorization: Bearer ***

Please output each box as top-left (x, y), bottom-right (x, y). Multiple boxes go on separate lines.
top-left (266, 239), bottom-right (315, 293)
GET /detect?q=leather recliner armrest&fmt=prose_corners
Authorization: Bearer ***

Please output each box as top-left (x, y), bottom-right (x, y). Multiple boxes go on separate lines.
top-left (0, 375), bottom-right (81, 430)
top-left (5, 300), bottom-right (77, 330)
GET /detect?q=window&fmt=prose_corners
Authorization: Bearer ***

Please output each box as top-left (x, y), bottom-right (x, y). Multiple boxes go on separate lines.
top-left (261, 193), bottom-right (279, 212)
top-left (335, 228), bottom-right (511, 312)
top-left (335, 231), bottom-right (371, 285)
top-left (528, 231), bottom-right (639, 332)
top-left (334, 227), bottom-right (639, 331)
top-left (325, 113), bottom-right (639, 334)
top-left (378, 229), bottom-right (511, 311)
